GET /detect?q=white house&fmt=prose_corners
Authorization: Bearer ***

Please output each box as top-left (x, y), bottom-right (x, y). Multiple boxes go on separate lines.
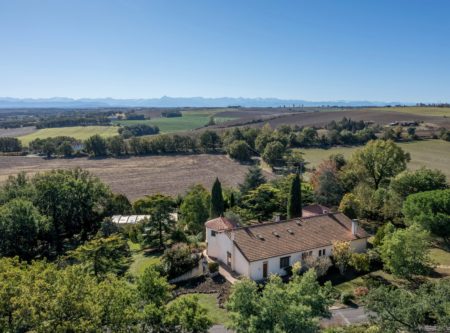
top-left (205, 207), bottom-right (369, 281)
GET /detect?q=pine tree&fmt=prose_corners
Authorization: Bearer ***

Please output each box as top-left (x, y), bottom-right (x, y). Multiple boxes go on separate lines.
top-left (287, 173), bottom-right (302, 218)
top-left (210, 178), bottom-right (225, 218)
top-left (239, 166), bottom-right (266, 194)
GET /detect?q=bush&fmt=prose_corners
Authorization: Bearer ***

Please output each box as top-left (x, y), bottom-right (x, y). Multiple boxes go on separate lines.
top-left (161, 243), bottom-right (199, 279)
top-left (353, 286), bottom-right (369, 298)
top-left (350, 253), bottom-right (370, 272)
top-left (208, 262), bottom-right (219, 273)
top-left (340, 292), bottom-right (354, 305)
top-left (304, 256), bottom-right (332, 277)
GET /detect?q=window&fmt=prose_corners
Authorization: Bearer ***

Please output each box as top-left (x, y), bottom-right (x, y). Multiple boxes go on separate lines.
top-left (211, 230), bottom-right (216, 237)
top-left (318, 249), bottom-right (322, 257)
top-left (280, 256), bottom-right (290, 269)
top-left (318, 249), bottom-right (327, 257)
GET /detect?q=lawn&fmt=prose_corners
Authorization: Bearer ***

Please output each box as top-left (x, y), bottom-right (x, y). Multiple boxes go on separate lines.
top-left (113, 110), bottom-right (235, 134)
top-left (300, 140), bottom-right (450, 179)
top-left (175, 293), bottom-right (229, 325)
top-left (430, 247), bottom-right (450, 267)
top-left (18, 126), bottom-right (118, 146)
top-left (128, 245), bottom-right (162, 276)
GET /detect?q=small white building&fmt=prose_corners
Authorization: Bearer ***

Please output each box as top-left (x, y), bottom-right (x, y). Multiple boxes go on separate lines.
top-left (205, 208), bottom-right (369, 281)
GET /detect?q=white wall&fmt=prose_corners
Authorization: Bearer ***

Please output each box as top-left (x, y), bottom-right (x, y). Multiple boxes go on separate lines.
top-left (247, 238), bottom-right (367, 281)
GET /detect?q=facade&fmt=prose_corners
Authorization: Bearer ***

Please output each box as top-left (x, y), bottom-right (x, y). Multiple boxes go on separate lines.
top-left (205, 208), bottom-right (369, 281)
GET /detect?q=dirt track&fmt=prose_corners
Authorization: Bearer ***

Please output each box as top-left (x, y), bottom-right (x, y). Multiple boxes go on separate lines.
top-left (0, 154), bottom-right (272, 200)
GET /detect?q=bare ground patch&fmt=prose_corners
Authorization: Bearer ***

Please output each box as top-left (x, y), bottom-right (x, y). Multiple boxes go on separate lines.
top-left (0, 154), bottom-right (272, 200)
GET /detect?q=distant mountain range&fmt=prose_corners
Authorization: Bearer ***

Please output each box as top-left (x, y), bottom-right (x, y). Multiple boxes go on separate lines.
top-left (0, 96), bottom-right (409, 108)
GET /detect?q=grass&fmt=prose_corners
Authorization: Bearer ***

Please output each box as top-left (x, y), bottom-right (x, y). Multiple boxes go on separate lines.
top-left (334, 270), bottom-right (399, 294)
top-left (300, 140), bottom-right (450, 179)
top-left (430, 247), bottom-right (450, 266)
top-left (128, 241), bottom-right (162, 276)
top-left (175, 293), bottom-right (229, 325)
top-left (113, 110), bottom-right (235, 134)
top-left (18, 126), bottom-right (118, 146)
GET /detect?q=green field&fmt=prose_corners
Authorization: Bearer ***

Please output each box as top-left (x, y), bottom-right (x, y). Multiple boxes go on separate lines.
top-left (300, 140), bottom-right (450, 178)
top-left (174, 293), bottom-right (229, 325)
top-left (18, 126), bottom-right (118, 146)
top-left (113, 110), bottom-right (235, 133)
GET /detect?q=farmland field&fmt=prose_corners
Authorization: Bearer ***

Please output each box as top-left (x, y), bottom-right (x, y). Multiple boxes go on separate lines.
top-left (0, 126), bottom-right (37, 137)
top-left (300, 140), bottom-right (450, 178)
top-left (0, 154), bottom-right (272, 200)
top-left (113, 110), bottom-right (235, 133)
top-left (18, 126), bottom-right (118, 145)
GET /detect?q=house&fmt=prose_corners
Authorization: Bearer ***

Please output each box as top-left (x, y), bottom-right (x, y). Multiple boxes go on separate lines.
top-left (205, 207), bottom-right (369, 281)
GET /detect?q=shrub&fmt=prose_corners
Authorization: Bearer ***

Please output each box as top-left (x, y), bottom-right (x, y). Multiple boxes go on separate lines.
top-left (208, 262), bottom-right (219, 273)
top-left (304, 256), bottom-right (332, 277)
top-left (161, 243), bottom-right (199, 279)
top-left (350, 253), bottom-right (370, 272)
top-left (353, 286), bottom-right (369, 298)
top-left (340, 292), bottom-right (354, 305)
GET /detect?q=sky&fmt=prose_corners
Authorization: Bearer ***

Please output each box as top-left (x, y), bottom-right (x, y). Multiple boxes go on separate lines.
top-left (0, 0), bottom-right (449, 102)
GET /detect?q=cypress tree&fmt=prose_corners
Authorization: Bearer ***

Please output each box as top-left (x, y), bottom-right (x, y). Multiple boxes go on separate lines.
top-left (210, 178), bottom-right (225, 218)
top-left (287, 173), bottom-right (302, 218)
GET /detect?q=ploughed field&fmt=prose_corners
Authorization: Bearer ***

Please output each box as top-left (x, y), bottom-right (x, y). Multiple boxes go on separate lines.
top-left (0, 154), bottom-right (271, 200)
top-left (216, 109), bottom-right (450, 130)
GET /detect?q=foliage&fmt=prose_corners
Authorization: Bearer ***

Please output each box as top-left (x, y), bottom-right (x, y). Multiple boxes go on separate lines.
top-left (403, 189), bottom-right (450, 245)
top-left (340, 292), bottom-right (354, 305)
top-left (287, 173), bottom-right (302, 218)
top-left (180, 185), bottom-right (210, 235)
top-left (365, 280), bottom-right (450, 333)
top-left (390, 168), bottom-right (447, 199)
top-left (227, 269), bottom-right (332, 333)
top-left (350, 253), bottom-right (370, 273)
top-left (32, 168), bottom-right (111, 249)
top-left (345, 140), bottom-right (410, 189)
top-left (165, 295), bottom-right (212, 333)
top-left (239, 165), bottom-right (266, 194)
top-left (242, 183), bottom-right (281, 221)
top-left (210, 177), bottom-right (225, 218)
top-left (227, 140), bottom-right (252, 162)
top-left (105, 193), bottom-right (132, 215)
top-left (332, 241), bottom-right (352, 275)
top-left (303, 256), bottom-right (332, 277)
top-left (208, 262), bottom-right (219, 273)
top-left (135, 194), bottom-right (176, 249)
top-left (380, 224), bottom-right (433, 278)
top-left (68, 235), bottom-right (131, 279)
top-left (84, 134), bottom-right (108, 157)
top-left (262, 141), bottom-right (285, 166)
top-left (0, 137), bottom-right (22, 152)
top-left (338, 193), bottom-right (360, 219)
top-left (0, 199), bottom-right (50, 260)
top-left (161, 243), bottom-right (199, 279)
top-left (106, 135), bottom-right (127, 156)
top-left (118, 123), bottom-right (159, 138)
top-left (311, 159), bottom-right (344, 207)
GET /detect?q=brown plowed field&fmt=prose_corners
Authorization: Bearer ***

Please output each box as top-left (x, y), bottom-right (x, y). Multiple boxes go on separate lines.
top-left (220, 110), bottom-right (450, 129)
top-left (0, 154), bottom-right (273, 200)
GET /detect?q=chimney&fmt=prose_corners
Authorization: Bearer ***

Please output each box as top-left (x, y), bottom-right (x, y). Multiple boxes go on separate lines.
top-left (274, 214), bottom-right (281, 222)
top-left (351, 219), bottom-right (358, 235)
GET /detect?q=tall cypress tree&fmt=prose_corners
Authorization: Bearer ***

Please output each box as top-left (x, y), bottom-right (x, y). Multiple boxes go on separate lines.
top-left (210, 177), bottom-right (225, 218)
top-left (287, 173), bottom-right (302, 218)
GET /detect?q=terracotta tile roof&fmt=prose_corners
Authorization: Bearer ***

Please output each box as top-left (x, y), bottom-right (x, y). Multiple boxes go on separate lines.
top-left (229, 213), bottom-right (369, 262)
top-left (205, 216), bottom-right (237, 232)
top-left (302, 204), bottom-right (332, 217)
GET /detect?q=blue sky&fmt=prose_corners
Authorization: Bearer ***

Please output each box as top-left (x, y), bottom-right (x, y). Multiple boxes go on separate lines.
top-left (0, 0), bottom-right (449, 102)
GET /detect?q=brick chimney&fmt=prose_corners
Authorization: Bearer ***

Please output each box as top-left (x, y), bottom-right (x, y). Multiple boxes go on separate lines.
top-left (351, 219), bottom-right (358, 235)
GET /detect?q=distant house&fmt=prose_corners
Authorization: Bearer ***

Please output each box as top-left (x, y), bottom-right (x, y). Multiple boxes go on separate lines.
top-left (205, 205), bottom-right (369, 281)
